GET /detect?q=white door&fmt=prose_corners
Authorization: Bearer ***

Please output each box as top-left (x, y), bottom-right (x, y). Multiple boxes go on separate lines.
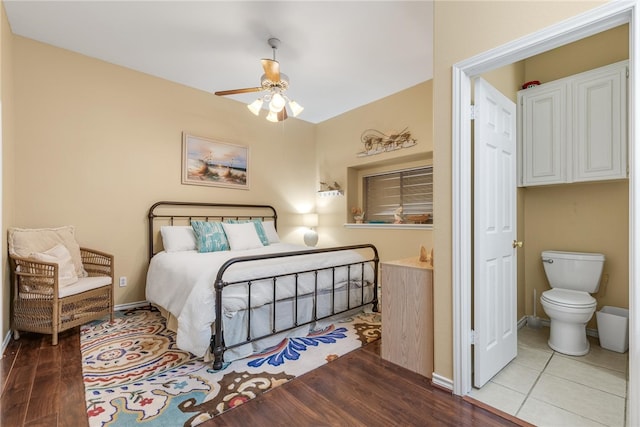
top-left (473, 78), bottom-right (518, 388)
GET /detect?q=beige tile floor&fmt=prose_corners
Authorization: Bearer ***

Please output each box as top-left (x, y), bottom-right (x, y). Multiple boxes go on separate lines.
top-left (469, 325), bottom-right (628, 426)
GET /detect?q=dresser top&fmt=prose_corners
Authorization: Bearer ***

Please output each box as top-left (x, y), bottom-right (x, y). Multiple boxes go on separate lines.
top-left (382, 256), bottom-right (432, 270)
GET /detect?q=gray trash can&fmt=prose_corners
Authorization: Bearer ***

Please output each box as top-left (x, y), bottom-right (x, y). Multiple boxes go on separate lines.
top-left (596, 306), bottom-right (629, 353)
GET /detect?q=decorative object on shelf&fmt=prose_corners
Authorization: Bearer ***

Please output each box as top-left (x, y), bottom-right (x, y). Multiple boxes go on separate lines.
top-left (318, 181), bottom-right (344, 196)
top-left (393, 206), bottom-right (405, 224)
top-left (357, 127), bottom-right (417, 157)
top-left (182, 133), bottom-right (249, 189)
top-left (351, 207), bottom-right (364, 224)
top-left (320, 181), bottom-right (342, 191)
top-left (419, 245), bottom-right (428, 262)
top-left (214, 38), bottom-right (303, 122)
top-left (521, 80), bottom-right (541, 89)
top-left (302, 213), bottom-right (319, 247)
top-left (419, 246), bottom-right (433, 267)
top-left (407, 213), bottom-right (431, 224)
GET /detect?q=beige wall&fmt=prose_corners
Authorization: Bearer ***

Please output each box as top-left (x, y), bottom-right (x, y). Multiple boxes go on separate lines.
top-left (10, 36), bottom-right (317, 308)
top-left (1, 33), bottom-right (434, 343)
top-left (315, 81), bottom-right (433, 262)
top-left (525, 181), bottom-right (629, 325)
top-left (433, 0), bottom-right (605, 381)
top-left (1, 3), bottom-right (15, 346)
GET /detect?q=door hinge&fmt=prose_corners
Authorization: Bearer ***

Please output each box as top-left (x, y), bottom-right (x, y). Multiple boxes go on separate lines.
top-left (470, 329), bottom-right (477, 345)
top-left (470, 104), bottom-right (476, 120)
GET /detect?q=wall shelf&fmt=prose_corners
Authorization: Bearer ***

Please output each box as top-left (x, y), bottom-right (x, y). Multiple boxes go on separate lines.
top-left (317, 190), bottom-right (344, 197)
top-left (344, 223), bottom-right (432, 230)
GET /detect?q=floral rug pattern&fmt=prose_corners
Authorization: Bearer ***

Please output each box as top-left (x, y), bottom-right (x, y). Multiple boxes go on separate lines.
top-left (81, 306), bottom-right (381, 426)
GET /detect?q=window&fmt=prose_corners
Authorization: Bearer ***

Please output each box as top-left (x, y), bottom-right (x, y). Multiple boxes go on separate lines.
top-left (364, 166), bottom-right (433, 224)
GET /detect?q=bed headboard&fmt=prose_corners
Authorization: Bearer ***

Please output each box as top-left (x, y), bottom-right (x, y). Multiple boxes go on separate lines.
top-left (148, 201), bottom-right (277, 259)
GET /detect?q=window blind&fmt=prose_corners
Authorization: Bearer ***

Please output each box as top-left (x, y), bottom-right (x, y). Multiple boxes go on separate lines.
top-left (364, 166), bottom-right (433, 223)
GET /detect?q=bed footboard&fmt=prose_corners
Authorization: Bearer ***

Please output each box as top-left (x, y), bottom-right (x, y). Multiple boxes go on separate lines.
top-left (211, 244), bottom-right (379, 370)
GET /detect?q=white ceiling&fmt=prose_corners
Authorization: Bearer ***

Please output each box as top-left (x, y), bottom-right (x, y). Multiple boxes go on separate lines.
top-left (3, 1), bottom-right (434, 124)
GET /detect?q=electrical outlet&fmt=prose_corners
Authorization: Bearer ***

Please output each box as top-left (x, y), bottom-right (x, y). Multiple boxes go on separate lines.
top-left (119, 276), bottom-right (127, 287)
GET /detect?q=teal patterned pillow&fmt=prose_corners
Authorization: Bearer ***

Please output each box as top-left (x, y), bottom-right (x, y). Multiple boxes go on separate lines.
top-left (225, 219), bottom-right (269, 246)
top-left (191, 221), bottom-right (229, 253)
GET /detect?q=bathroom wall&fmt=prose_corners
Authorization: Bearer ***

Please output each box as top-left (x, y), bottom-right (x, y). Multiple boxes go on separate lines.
top-left (521, 25), bottom-right (630, 328)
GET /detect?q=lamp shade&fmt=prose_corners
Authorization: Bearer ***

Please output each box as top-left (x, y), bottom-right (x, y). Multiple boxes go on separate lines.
top-left (288, 100), bottom-right (304, 117)
top-left (247, 98), bottom-right (263, 115)
top-left (303, 213), bottom-right (318, 228)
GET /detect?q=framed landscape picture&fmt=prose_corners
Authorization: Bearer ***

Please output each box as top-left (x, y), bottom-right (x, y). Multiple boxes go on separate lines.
top-left (182, 133), bottom-right (249, 189)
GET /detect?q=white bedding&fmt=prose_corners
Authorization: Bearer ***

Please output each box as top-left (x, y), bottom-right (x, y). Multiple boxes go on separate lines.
top-left (145, 243), bottom-right (375, 357)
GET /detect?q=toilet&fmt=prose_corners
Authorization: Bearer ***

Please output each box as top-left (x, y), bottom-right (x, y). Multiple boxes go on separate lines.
top-left (539, 250), bottom-right (605, 356)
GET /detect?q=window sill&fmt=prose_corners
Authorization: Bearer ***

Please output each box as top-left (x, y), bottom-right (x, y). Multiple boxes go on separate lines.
top-left (343, 223), bottom-right (433, 230)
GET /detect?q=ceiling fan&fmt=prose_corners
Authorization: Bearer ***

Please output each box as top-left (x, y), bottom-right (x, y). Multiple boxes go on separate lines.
top-left (214, 38), bottom-right (303, 122)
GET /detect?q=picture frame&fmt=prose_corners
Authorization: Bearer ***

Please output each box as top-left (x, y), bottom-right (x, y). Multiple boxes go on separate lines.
top-left (181, 133), bottom-right (249, 189)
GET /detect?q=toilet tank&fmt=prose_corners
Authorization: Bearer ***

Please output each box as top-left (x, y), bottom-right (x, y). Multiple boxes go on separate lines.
top-left (541, 250), bottom-right (605, 293)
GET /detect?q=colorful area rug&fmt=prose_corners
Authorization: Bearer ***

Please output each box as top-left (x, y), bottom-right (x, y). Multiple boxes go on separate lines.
top-left (81, 306), bottom-right (381, 426)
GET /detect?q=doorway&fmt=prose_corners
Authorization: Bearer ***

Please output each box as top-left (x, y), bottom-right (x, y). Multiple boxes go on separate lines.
top-left (451, 2), bottom-right (638, 427)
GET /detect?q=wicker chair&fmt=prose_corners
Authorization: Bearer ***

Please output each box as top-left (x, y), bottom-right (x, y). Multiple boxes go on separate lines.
top-left (9, 247), bottom-right (114, 345)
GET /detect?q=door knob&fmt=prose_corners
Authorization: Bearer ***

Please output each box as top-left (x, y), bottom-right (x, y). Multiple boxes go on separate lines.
top-left (512, 240), bottom-right (523, 248)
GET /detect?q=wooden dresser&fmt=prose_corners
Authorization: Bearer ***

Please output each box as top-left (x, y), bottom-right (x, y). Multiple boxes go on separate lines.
top-left (381, 256), bottom-right (433, 378)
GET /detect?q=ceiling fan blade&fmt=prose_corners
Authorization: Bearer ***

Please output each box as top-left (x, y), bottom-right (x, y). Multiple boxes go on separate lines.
top-left (261, 59), bottom-right (280, 82)
top-left (214, 87), bottom-right (262, 96)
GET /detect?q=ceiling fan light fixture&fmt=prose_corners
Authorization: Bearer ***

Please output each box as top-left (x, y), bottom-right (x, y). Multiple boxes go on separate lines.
top-left (269, 92), bottom-right (286, 112)
top-left (266, 110), bottom-right (279, 122)
top-left (247, 98), bottom-right (263, 115)
top-left (288, 100), bottom-right (304, 117)
top-left (215, 37), bottom-right (302, 123)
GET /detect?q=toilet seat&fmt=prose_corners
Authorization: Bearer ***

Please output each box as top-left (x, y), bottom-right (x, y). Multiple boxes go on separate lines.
top-left (541, 288), bottom-right (596, 309)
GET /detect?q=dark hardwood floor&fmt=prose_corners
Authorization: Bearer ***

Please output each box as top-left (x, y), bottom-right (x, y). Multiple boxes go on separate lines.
top-left (1, 328), bottom-right (523, 427)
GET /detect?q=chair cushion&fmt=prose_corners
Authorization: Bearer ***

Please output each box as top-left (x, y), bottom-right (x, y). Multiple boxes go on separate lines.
top-left (59, 276), bottom-right (112, 298)
top-left (30, 244), bottom-right (78, 287)
top-left (9, 226), bottom-right (87, 277)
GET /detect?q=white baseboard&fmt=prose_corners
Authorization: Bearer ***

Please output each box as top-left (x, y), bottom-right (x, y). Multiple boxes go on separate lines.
top-left (1, 330), bottom-right (11, 359)
top-left (517, 316), bottom-right (528, 329)
top-left (114, 300), bottom-right (150, 311)
top-left (431, 373), bottom-right (453, 391)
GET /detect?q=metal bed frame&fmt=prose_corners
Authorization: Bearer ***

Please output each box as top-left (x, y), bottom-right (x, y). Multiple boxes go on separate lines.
top-left (148, 201), bottom-right (379, 370)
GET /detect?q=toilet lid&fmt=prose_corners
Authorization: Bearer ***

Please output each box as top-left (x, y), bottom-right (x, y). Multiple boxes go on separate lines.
top-left (542, 289), bottom-right (596, 308)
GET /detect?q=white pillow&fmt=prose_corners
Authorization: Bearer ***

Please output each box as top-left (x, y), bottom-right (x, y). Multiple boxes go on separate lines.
top-left (30, 244), bottom-right (79, 287)
top-left (221, 222), bottom-right (264, 251)
top-left (160, 226), bottom-right (197, 252)
top-left (262, 221), bottom-right (280, 243)
top-left (9, 226), bottom-right (86, 277)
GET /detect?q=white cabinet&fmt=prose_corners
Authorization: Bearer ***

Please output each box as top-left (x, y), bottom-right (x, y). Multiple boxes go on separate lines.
top-left (572, 64), bottom-right (627, 182)
top-left (520, 81), bottom-right (567, 185)
top-left (518, 60), bottom-right (628, 187)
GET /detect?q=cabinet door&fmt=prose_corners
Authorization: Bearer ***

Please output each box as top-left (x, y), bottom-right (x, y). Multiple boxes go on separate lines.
top-left (520, 82), bottom-right (568, 186)
top-left (572, 62), bottom-right (627, 182)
